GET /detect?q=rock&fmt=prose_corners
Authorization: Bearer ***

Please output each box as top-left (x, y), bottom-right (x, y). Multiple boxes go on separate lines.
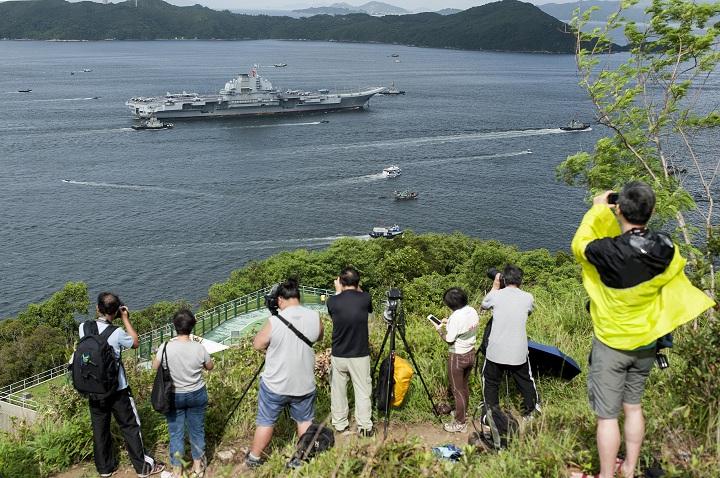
top-left (216, 449), bottom-right (236, 462)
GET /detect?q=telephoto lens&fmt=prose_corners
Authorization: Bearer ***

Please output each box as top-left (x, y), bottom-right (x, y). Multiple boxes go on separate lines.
top-left (486, 268), bottom-right (499, 281)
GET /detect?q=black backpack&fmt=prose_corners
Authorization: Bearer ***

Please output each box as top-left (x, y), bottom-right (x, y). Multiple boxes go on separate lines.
top-left (71, 321), bottom-right (120, 400)
top-left (287, 424), bottom-right (335, 468)
top-left (469, 403), bottom-right (519, 451)
top-left (374, 357), bottom-right (394, 412)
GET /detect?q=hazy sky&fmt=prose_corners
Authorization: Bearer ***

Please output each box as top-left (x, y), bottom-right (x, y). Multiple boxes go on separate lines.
top-left (53, 0), bottom-right (578, 13)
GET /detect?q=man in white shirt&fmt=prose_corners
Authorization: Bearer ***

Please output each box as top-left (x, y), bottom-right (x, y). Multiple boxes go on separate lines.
top-left (79, 292), bottom-right (163, 478)
top-left (481, 265), bottom-right (540, 419)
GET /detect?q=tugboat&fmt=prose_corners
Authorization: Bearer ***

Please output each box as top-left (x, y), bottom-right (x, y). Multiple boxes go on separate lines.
top-left (382, 165), bottom-right (402, 178)
top-left (394, 190), bottom-right (418, 200)
top-left (560, 119), bottom-right (591, 131)
top-left (369, 224), bottom-right (403, 239)
top-left (131, 117), bottom-right (174, 130)
top-left (380, 82), bottom-right (405, 95)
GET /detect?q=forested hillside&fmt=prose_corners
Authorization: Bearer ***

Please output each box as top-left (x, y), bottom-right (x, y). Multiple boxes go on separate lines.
top-left (0, 0), bottom-right (593, 53)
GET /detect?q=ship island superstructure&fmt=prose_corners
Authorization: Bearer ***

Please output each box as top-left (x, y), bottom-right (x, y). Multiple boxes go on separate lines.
top-left (126, 66), bottom-right (385, 119)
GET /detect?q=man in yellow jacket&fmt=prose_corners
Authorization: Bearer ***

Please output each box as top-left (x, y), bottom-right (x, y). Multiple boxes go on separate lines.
top-left (571, 181), bottom-right (714, 478)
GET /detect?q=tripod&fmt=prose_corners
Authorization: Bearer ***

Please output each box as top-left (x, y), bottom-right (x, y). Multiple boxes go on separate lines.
top-left (372, 290), bottom-right (439, 439)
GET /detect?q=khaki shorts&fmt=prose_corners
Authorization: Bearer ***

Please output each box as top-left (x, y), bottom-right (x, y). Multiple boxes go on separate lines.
top-left (588, 338), bottom-right (655, 419)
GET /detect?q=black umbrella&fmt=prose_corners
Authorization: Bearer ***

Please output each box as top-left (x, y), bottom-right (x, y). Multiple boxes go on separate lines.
top-left (528, 340), bottom-right (581, 381)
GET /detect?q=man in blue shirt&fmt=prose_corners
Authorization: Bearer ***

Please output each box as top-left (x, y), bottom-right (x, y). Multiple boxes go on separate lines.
top-left (79, 292), bottom-right (164, 478)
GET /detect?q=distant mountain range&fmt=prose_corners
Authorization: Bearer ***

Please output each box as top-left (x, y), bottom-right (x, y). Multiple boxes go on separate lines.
top-left (0, 0), bottom-right (616, 53)
top-left (293, 2), bottom-right (409, 16)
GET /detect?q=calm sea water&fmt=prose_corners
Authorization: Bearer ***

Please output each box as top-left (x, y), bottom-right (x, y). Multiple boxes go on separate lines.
top-left (0, 40), bottom-right (608, 317)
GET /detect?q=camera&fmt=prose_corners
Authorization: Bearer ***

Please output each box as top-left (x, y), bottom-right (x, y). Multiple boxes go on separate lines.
top-left (383, 288), bottom-right (404, 324)
top-left (264, 284), bottom-right (280, 316)
top-left (486, 268), bottom-right (505, 288)
top-left (607, 192), bottom-right (619, 205)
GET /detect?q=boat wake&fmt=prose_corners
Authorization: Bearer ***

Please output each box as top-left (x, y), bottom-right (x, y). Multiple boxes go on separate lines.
top-left (31, 97), bottom-right (99, 102)
top-left (104, 234), bottom-right (368, 254)
top-left (408, 150), bottom-right (533, 167)
top-left (311, 128), bottom-right (578, 152)
top-left (60, 180), bottom-right (218, 197)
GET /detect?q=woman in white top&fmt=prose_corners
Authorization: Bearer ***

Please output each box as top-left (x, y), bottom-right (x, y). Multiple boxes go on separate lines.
top-left (435, 287), bottom-right (479, 433)
top-left (153, 310), bottom-right (214, 478)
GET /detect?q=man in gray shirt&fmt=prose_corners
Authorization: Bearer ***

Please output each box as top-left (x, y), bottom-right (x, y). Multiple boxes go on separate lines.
top-left (246, 278), bottom-right (323, 468)
top-left (481, 265), bottom-right (540, 419)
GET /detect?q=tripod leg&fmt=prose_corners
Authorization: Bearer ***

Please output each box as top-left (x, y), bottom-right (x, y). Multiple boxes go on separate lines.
top-left (371, 326), bottom-right (392, 412)
top-left (397, 327), bottom-right (440, 420)
top-left (220, 358), bottom-right (265, 438)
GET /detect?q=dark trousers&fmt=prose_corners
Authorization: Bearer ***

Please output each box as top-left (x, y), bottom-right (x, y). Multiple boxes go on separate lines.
top-left (482, 358), bottom-right (539, 416)
top-left (88, 387), bottom-right (156, 475)
top-left (447, 350), bottom-right (475, 423)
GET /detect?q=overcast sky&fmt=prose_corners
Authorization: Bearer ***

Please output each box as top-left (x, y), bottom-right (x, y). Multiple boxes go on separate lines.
top-left (44, 0), bottom-right (579, 12)
top-left (184, 0), bottom-right (576, 11)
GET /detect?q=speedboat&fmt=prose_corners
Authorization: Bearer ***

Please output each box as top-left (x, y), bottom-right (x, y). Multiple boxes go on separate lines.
top-left (369, 224), bottom-right (403, 239)
top-left (383, 165), bottom-right (402, 178)
top-left (320, 120), bottom-right (330, 124)
top-left (18, 89), bottom-right (32, 93)
top-left (394, 190), bottom-right (418, 201)
top-left (274, 63), bottom-right (288, 67)
top-left (391, 53), bottom-right (400, 58)
top-left (82, 69), bottom-right (93, 72)
top-left (560, 119), bottom-right (591, 131)
top-left (131, 117), bottom-right (173, 130)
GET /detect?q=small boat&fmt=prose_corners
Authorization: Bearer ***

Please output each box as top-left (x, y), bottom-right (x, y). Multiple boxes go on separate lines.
top-left (274, 63), bottom-right (288, 67)
top-left (391, 53), bottom-right (400, 58)
top-left (318, 88), bottom-right (330, 94)
top-left (369, 224), bottom-right (403, 239)
top-left (394, 59), bottom-right (401, 63)
top-left (320, 119), bottom-right (330, 124)
top-left (91, 96), bottom-right (101, 100)
top-left (560, 119), bottom-right (591, 131)
top-left (382, 165), bottom-right (402, 178)
top-left (131, 117), bottom-right (174, 130)
top-left (394, 190), bottom-right (418, 201)
top-left (17, 89), bottom-right (32, 93)
top-left (82, 69), bottom-right (93, 72)
top-left (380, 82), bottom-right (405, 95)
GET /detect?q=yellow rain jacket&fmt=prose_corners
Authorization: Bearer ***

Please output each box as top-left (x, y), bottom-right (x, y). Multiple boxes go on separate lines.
top-left (572, 204), bottom-right (715, 350)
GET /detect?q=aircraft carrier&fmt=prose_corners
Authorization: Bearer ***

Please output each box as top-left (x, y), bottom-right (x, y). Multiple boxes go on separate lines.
top-left (126, 67), bottom-right (385, 120)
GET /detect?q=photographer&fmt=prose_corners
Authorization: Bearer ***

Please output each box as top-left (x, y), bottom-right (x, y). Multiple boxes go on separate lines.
top-left (480, 265), bottom-right (539, 420)
top-left (327, 267), bottom-right (374, 437)
top-left (571, 182), bottom-right (714, 478)
top-left (435, 287), bottom-right (479, 433)
top-left (245, 279), bottom-right (324, 468)
top-left (80, 292), bottom-right (164, 478)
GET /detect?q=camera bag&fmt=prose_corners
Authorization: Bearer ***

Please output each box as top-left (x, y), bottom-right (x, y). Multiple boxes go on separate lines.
top-left (289, 423), bottom-right (335, 467)
top-left (71, 321), bottom-right (120, 400)
top-left (473, 403), bottom-right (518, 450)
top-left (151, 342), bottom-right (175, 413)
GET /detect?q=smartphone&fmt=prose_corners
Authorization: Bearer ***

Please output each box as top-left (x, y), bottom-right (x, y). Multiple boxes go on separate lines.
top-left (607, 192), bottom-right (619, 204)
top-left (427, 314), bottom-right (441, 326)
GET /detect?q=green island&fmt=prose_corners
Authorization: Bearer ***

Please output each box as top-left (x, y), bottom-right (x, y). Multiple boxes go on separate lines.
top-left (0, 0), bottom-right (601, 53)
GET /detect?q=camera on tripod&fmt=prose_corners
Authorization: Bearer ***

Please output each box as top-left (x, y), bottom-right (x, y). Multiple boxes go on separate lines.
top-left (383, 288), bottom-right (403, 324)
top-left (264, 284), bottom-right (281, 315)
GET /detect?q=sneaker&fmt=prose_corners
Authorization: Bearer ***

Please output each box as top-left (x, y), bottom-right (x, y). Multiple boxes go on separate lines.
top-left (245, 453), bottom-right (264, 469)
top-left (99, 472), bottom-right (117, 478)
top-left (443, 421), bottom-right (468, 433)
top-left (138, 463), bottom-right (165, 478)
top-left (359, 427), bottom-right (375, 438)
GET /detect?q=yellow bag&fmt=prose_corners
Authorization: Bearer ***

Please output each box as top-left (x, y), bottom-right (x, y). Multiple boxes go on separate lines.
top-left (392, 356), bottom-right (413, 407)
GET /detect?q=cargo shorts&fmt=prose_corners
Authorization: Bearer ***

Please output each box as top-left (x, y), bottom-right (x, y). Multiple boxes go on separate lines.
top-left (588, 338), bottom-right (655, 419)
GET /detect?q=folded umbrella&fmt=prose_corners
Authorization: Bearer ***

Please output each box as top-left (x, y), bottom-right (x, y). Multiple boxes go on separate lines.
top-left (527, 340), bottom-right (581, 380)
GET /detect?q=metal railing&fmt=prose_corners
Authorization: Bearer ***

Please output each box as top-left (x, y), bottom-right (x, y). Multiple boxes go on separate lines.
top-left (0, 285), bottom-right (333, 410)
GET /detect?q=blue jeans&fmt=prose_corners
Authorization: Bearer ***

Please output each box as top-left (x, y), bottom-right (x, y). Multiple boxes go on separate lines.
top-left (256, 379), bottom-right (316, 427)
top-left (165, 386), bottom-right (208, 466)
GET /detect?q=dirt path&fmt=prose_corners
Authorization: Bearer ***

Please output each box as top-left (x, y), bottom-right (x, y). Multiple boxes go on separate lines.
top-left (51, 422), bottom-right (472, 478)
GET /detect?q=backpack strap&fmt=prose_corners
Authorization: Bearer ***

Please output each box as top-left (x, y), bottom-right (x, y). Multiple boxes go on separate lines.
top-left (274, 312), bottom-right (314, 349)
top-left (99, 324), bottom-right (118, 341)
